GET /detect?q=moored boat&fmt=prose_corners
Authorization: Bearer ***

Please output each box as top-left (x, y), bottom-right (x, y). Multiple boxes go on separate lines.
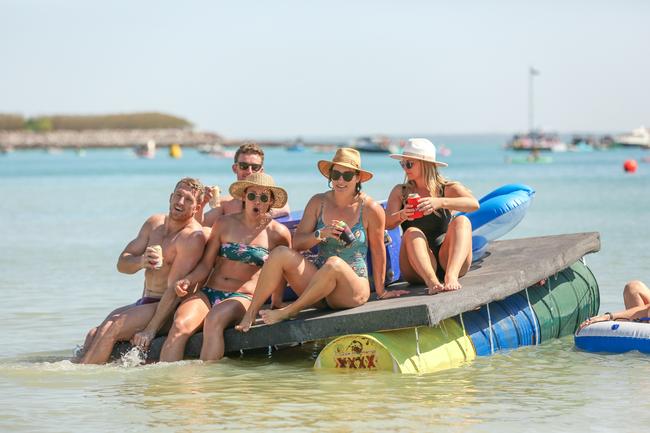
top-left (349, 135), bottom-right (398, 153)
top-left (614, 126), bottom-right (650, 148)
top-left (506, 132), bottom-right (567, 152)
top-left (134, 139), bottom-right (156, 159)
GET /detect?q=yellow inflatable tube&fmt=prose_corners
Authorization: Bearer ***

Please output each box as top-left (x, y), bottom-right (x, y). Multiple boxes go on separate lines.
top-left (314, 318), bottom-right (476, 374)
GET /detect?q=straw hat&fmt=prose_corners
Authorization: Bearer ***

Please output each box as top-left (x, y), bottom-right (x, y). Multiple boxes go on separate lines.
top-left (229, 172), bottom-right (288, 208)
top-left (317, 148), bottom-right (373, 182)
top-left (389, 138), bottom-right (448, 167)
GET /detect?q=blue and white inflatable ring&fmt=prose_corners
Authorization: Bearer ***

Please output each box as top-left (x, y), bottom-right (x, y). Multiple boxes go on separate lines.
top-left (575, 321), bottom-right (650, 354)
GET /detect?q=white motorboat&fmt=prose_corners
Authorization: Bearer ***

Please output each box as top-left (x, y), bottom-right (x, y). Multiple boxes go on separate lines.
top-left (615, 126), bottom-right (650, 148)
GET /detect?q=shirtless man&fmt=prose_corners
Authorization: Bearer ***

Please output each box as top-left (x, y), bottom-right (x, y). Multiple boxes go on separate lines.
top-left (202, 142), bottom-right (290, 226)
top-left (77, 178), bottom-right (208, 364)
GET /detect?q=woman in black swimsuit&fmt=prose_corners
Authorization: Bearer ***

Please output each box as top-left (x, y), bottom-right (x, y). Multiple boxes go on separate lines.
top-left (385, 138), bottom-right (479, 294)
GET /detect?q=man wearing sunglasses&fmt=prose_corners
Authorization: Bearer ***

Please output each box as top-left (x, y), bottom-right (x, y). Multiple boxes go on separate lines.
top-left (203, 142), bottom-right (290, 226)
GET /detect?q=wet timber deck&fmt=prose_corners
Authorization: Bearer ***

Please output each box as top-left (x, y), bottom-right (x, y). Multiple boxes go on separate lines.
top-left (111, 232), bottom-right (600, 361)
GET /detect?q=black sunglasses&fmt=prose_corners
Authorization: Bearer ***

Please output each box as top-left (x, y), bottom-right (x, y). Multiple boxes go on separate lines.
top-left (246, 192), bottom-right (270, 203)
top-left (400, 160), bottom-right (416, 169)
top-left (330, 169), bottom-right (357, 182)
top-left (238, 162), bottom-right (262, 172)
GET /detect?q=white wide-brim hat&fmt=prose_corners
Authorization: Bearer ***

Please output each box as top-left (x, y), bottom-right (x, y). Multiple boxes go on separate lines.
top-left (229, 172), bottom-right (288, 208)
top-left (389, 138), bottom-right (448, 167)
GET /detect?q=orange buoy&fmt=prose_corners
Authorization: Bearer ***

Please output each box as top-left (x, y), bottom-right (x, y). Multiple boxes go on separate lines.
top-left (624, 159), bottom-right (638, 173)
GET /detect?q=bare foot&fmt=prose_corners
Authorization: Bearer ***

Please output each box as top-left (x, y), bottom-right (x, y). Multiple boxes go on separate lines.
top-left (259, 308), bottom-right (290, 325)
top-left (443, 277), bottom-right (462, 291)
top-left (235, 313), bottom-right (256, 332)
top-left (427, 281), bottom-right (445, 295)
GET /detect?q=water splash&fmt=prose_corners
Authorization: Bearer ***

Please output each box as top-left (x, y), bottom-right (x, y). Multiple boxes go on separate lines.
top-left (72, 345), bottom-right (84, 360)
top-left (118, 346), bottom-right (147, 367)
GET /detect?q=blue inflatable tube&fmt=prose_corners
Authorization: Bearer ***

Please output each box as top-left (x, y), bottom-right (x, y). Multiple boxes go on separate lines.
top-left (575, 321), bottom-right (650, 354)
top-left (461, 183), bottom-right (535, 243)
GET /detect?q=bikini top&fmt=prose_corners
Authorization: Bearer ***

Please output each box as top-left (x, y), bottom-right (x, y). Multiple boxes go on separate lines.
top-left (219, 242), bottom-right (269, 267)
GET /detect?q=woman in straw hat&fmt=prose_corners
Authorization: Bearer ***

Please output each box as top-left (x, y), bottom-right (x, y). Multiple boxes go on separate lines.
top-left (236, 148), bottom-right (408, 331)
top-left (386, 138), bottom-right (479, 293)
top-left (158, 173), bottom-right (292, 362)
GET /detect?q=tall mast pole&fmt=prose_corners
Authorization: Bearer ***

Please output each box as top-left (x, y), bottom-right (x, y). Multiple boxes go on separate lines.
top-left (528, 66), bottom-right (539, 134)
top-left (528, 67), bottom-right (534, 133)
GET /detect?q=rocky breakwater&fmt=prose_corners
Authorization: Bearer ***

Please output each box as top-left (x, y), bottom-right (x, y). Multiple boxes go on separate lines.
top-left (0, 129), bottom-right (223, 149)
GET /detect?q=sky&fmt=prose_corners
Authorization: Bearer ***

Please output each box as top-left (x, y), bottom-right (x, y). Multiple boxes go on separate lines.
top-left (1, 0), bottom-right (649, 138)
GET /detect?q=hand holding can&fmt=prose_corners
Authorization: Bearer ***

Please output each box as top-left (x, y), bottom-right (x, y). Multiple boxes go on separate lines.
top-left (335, 220), bottom-right (356, 246)
top-left (208, 185), bottom-right (221, 209)
top-left (407, 194), bottom-right (424, 219)
top-left (148, 245), bottom-right (164, 269)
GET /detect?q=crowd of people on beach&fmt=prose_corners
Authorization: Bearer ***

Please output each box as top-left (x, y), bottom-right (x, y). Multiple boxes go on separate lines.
top-left (74, 138), bottom-right (645, 365)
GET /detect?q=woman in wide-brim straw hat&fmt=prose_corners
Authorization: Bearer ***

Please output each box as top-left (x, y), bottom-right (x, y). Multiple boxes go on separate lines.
top-left (159, 172), bottom-right (292, 362)
top-left (385, 138), bottom-right (479, 294)
top-left (237, 148), bottom-right (408, 331)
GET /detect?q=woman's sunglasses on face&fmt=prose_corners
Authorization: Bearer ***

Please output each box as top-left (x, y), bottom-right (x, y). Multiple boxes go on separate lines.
top-left (400, 160), bottom-right (416, 170)
top-left (330, 169), bottom-right (357, 182)
top-left (246, 192), bottom-right (270, 203)
top-left (238, 162), bottom-right (262, 172)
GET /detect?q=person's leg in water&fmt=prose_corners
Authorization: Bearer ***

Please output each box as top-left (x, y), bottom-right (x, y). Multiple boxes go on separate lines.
top-left (75, 303), bottom-right (134, 360)
top-left (79, 302), bottom-right (159, 364)
top-left (159, 292), bottom-right (210, 362)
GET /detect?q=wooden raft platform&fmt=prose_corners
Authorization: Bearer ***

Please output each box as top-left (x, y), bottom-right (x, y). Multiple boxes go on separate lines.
top-left (112, 232), bottom-right (600, 361)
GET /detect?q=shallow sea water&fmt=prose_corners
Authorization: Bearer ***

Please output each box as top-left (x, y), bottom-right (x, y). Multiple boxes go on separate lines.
top-left (1, 138), bottom-right (649, 432)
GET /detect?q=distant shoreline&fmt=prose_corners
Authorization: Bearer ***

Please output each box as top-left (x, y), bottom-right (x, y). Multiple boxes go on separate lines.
top-left (0, 129), bottom-right (303, 150)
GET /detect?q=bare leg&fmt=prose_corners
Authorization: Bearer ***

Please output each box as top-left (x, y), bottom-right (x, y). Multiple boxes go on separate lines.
top-left (75, 304), bottom-right (134, 360)
top-left (401, 227), bottom-right (444, 294)
top-left (159, 293), bottom-right (210, 362)
top-left (235, 246), bottom-right (317, 332)
top-left (201, 298), bottom-right (250, 361)
top-left (73, 304), bottom-right (134, 361)
top-left (623, 280), bottom-right (650, 309)
top-left (260, 256), bottom-right (369, 325)
top-left (438, 216), bottom-right (472, 291)
top-left (79, 303), bottom-right (159, 364)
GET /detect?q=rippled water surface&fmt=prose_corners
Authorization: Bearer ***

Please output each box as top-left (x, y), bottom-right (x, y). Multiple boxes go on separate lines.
top-left (1, 138), bottom-right (649, 432)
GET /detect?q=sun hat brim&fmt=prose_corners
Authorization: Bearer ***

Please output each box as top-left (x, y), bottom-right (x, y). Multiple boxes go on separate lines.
top-left (317, 160), bottom-right (374, 182)
top-left (229, 180), bottom-right (288, 208)
top-left (389, 152), bottom-right (448, 167)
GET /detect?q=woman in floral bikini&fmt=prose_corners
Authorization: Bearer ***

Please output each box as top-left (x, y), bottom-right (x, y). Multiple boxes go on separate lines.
top-left (159, 173), bottom-right (291, 362)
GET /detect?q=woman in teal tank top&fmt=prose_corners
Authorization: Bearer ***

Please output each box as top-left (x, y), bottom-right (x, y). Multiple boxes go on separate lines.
top-left (237, 148), bottom-right (408, 332)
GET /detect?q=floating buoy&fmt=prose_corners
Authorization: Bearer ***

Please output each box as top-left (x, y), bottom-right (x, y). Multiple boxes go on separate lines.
top-left (169, 143), bottom-right (182, 159)
top-left (623, 159), bottom-right (637, 173)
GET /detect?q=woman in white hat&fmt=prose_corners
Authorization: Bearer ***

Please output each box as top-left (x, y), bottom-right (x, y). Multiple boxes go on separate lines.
top-left (158, 172), bottom-right (292, 362)
top-left (386, 138), bottom-right (479, 293)
top-left (236, 148), bottom-right (407, 331)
